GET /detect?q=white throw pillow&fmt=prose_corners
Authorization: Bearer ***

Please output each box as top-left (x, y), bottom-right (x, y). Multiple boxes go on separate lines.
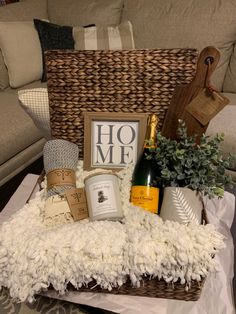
top-left (18, 88), bottom-right (51, 139)
top-left (0, 21), bottom-right (43, 88)
top-left (73, 21), bottom-right (135, 50)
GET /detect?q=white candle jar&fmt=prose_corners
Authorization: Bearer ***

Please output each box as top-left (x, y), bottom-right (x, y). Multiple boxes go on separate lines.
top-left (84, 173), bottom-right (123, 221)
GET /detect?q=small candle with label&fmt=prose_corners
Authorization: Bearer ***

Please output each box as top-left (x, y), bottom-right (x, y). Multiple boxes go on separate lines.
top-left (84, 173), bottom-right (123, 221)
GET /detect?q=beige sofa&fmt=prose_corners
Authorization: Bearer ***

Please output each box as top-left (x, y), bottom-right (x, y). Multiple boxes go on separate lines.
top-left (0, 0), bottom-right (236, 187)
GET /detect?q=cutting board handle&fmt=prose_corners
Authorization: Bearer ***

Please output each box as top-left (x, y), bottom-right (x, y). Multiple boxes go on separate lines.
top-left (161, 46), bottom-right (221, 139)
top-left (192, 46), bottom-right (220, 89)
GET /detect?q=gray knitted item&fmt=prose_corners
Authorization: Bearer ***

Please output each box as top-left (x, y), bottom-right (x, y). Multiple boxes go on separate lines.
top-left (43, 139), bottom-right (79, 198)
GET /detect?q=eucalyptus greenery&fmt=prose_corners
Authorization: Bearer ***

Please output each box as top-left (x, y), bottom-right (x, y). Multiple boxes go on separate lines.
top-left (149, 120), bottom-right (235, 198)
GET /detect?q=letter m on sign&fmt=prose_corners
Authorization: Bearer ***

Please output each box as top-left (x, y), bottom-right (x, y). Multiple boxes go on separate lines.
top-left (95, 145), bottom-right (114, 164)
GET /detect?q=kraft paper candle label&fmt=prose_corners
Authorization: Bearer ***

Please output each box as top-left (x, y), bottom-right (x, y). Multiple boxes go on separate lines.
top-left (47, 168), bottom-right (76, 190)
top-left (186, 88), bottom-right (229, 126)
top-left (65, 188), bottom-right (89, 221)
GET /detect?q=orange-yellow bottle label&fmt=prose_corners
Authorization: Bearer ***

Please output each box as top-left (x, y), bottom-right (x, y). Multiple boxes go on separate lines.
top-left (131, 186), bottom-right (159, 214)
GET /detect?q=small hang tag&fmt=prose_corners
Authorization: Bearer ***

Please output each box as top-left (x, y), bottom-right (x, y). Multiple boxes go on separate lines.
top-left (43, 194), bottom-right (74, 227)
top-left (44, 194), bottom-right (73, 219)
top-left (185, 88), bottom-right (229, 126)
top-left (65, 188), bottom-right (89, 221)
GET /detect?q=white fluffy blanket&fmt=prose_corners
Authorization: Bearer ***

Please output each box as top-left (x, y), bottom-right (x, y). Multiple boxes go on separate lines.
top-left (0, 162), bottom-right (225, 302)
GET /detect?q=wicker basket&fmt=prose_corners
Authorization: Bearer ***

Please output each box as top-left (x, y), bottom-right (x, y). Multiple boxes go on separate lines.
top-left (43, 48), bottom-right (208, 301)
top-left (67, 277), bottom-right (206, 301)
top-left (45, 49), bottom-right (198, 159)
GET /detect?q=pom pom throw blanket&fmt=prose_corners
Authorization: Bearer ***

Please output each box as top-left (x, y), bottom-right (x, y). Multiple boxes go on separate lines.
top-left (0, 162), bottom-right (225, 302)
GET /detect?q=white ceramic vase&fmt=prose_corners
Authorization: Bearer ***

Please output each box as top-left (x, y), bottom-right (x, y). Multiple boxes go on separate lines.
top-left (160, 187), bottom-right (203, 224)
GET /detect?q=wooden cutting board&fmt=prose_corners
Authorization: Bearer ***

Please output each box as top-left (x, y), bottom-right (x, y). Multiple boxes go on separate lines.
top-left (161, 46), bottom-right (221, 141)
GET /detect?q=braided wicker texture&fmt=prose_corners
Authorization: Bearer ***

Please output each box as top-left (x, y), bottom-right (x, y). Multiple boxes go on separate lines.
top-left (45, 49), bottom-right (198, 159)
top-left (73, 277), bottom-right (205, 301)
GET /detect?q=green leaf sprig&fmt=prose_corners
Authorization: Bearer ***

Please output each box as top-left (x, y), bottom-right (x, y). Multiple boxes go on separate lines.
top-left (151, 120), bottom-right (235, 198)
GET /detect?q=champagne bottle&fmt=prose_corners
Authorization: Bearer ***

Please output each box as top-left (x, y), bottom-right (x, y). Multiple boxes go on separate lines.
top-left (130, 113), bottom-right (161, 214)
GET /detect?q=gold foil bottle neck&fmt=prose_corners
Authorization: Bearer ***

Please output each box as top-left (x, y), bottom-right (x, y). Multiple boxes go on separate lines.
top-left (144, 114), bottom-right (159, 148)
top-left (148, 113), bottom-right (159, 127)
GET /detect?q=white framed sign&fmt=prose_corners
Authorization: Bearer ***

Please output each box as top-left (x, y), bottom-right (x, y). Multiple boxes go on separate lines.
top-left (83, 112), bottom-right (148, 170)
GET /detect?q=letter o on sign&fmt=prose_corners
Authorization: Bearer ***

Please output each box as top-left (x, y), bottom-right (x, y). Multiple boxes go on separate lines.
top-left (117, 125), bottom-right (136, 145)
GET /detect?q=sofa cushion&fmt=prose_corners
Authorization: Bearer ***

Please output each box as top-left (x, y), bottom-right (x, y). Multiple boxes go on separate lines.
top-left (48, 0), bottom-right (123, 26)
top-left (18, 88), bottom-right (51, 140)
top-left (206, 92), bottom-right (236, 172)
top-left (0, 0), bottom-right (47, 21)
top-left (121, 0), bottom-right (236, 91)
top-left (0, 0), bottom-right (48, 90)
top-left (0, 52), bottom-right (8, 90)
top-left (0, 81), bottom-right (45, 165)
top-left (73, 21), bottom-right (134, 50)
top-left (223, 45), bottom-right (236, 93)
top-left (34, 19), bottom-right (74, 82)
top-left (0, 139), bottom-right (45, 187)
top-left (0, 21), bottom-right (43, 88)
